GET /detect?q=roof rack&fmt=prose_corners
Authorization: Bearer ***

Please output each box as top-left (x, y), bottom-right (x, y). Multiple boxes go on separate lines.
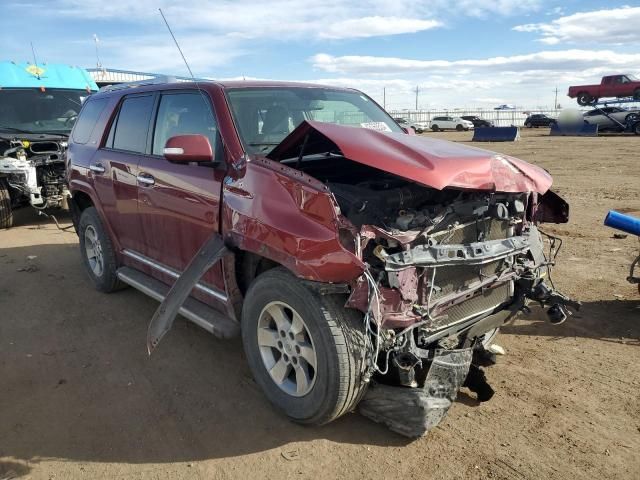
top-left (98, 75), bottom-right (182, 92)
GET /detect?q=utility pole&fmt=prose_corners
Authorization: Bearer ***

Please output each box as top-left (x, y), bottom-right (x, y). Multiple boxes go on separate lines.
top-left (383, 87), bottom-right (386, 110)
top-left (554, 86), bottom-right (558, 112)
top-left (415, 85), bottom-right (419, 110)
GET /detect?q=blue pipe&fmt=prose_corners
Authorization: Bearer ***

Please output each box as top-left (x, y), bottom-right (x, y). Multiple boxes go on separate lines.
top-left (604, 210), bottom-right (640, 236)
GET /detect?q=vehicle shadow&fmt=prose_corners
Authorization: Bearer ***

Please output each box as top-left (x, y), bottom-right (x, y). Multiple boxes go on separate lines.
top-left (0, 243), bottom-right (412, 469)
top-left (501, 299), bottom-right (639, 346)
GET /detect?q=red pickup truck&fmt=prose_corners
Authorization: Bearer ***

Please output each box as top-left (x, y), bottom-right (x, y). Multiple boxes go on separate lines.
top-left (66, 79), bottom-right (576, 434)
top-left (568, 74), bottom-right (640, 105)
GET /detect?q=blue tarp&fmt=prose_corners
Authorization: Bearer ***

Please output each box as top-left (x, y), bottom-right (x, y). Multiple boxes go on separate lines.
top-left (472, 127), bottom-right (520, 142)
top-left (549, 123), bottom-right (598, 137)
top-left (0, 61), bottom-right (98, 91)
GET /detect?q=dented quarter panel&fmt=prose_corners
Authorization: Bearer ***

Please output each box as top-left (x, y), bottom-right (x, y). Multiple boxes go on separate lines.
top-left (222, 158), bottom-right (366, 282)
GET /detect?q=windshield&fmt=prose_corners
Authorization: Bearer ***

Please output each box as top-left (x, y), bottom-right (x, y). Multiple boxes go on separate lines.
top-left (0, 88), bottom-right (88, 135)
top-left (225, 87), bottom-right (403, 153)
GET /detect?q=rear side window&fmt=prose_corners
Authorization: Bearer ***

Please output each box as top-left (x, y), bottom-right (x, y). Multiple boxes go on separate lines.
top-left (108, 94), bottom-right (155, 153)
top-left (152, 92), bottom-right (218, 155)
top-left (72, 97), bottom-right (108, 144)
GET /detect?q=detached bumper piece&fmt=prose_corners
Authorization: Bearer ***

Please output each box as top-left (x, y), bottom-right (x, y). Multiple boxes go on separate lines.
top-left (359, 348), bottom-right (472, 438)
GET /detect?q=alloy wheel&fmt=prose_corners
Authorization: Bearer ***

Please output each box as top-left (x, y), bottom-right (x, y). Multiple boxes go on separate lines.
top-left (257, 301), bottom-right (317, 397)
top-left (84, 225), bottom-right (104, 277)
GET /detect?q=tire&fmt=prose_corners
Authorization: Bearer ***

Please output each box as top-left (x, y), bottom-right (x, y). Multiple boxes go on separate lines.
top-left (456, 124), bottom-right (464, 131)
top-left (242, 267), bottom-right (368, 425)
top-left (0, 178), bottom-right (13, 229)
top-left (633, 122), bottom-right (640, 136)
top-left (634, 88), bottom-right (640, 101)
top-left (431, 124), bottom-right (439, 132)
top-left (78, 207), bottom-right (124, 293)
top-left (576, 92), bottom-right (593, 106)
top-left (524, 122), bottom-right (532, 128)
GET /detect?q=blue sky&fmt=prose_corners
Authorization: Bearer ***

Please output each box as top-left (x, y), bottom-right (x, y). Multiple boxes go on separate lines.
top-left (2, 1), bottom-right (639, 109)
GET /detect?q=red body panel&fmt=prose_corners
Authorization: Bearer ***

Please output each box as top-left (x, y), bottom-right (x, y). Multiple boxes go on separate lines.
top-left (269, 121), bottom-right (553, 194)
top-left (222, 158), bottom-right (365, 282)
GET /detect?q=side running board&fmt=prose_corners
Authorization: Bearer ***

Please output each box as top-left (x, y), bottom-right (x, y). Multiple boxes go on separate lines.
top-left (117, 265), bottom-right (239, 347)
top-left (145, 234), bottom-right (232, 353)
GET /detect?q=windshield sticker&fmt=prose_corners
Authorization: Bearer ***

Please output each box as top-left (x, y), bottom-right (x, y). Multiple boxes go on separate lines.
top-left (360, 122), bottom-right (392, 132)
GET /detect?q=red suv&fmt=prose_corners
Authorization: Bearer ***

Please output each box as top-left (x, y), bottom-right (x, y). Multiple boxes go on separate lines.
top-left (67, 80), bottom-right (575, 434)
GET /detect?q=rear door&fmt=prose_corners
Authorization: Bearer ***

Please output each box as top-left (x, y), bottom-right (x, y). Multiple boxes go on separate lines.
top-left (135, 89), bottom-right (228, 298)
top-left (91, 93), bottom-right (155, 253)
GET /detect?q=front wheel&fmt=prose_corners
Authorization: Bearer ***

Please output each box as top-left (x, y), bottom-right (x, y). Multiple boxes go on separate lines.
top-left (431, 124), bottom-right (439, 131)
top-left (633, 88), bottom-right (640, 100)
top-left (0, 178), bottom-right (13, 229)
top-left (456, 124), bottom-right (464, 131)
top-left (242, 267), bottom-right (367, 425)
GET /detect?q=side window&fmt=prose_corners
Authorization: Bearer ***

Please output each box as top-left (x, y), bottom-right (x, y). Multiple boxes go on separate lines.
top-left (72, 97), bottom-right (108, 144)
top-left (109, 95), bottom-right (155, 153)
top-left (152, 92), bottom-right (217, 156)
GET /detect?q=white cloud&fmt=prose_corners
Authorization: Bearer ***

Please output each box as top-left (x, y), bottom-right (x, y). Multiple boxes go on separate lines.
top-left (514, 6), bottom-right (640, 45)
top-left (310, 50), bottom-right (640, 75)
top-left (319, 17), bottom-right (441, 39)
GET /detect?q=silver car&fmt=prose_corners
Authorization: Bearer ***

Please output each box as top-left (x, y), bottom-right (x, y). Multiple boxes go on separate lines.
top-left (583, 107), bottom-right (640, 130)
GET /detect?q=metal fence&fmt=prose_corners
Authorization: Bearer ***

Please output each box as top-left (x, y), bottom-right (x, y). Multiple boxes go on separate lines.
top-left (388, 109), bottom-right (560, 128)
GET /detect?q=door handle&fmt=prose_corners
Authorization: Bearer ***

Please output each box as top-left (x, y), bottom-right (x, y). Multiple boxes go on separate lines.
top-left (89, 163), bottom-right (105, 174)
top-left (137, 172), bottom-right (155, 186)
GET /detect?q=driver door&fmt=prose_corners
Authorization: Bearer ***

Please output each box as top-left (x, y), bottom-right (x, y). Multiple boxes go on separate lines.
top-left (135, 90), bottom-right (228, 303)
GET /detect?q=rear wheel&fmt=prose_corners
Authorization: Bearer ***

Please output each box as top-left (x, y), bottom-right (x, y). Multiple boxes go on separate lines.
top-left (242, 267), bottom-right (368, 425)
top-left (78, 207), bottom-right (124, 293)
top-left (0, 178), bottom-right (13, 229)
top-left (633, 122), bottom-right (640, 136)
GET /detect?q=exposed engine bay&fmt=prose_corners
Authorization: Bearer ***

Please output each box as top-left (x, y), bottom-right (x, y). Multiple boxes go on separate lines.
top-left (0, 135), bottom-right (69, 210)
top-left (283, 153), bottom-right (579, 430)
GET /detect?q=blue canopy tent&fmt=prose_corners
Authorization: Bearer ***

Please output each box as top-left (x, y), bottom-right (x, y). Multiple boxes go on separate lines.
top-left (0, 61), bottom-right (98, 91)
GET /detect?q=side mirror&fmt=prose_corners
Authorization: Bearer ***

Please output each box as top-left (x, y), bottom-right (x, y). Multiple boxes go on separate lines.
top-left (164, 134), bottom-right (214, 163)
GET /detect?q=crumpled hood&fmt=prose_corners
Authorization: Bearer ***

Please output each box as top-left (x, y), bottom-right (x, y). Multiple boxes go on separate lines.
top-left (267, 121), bottom-right (552, 194)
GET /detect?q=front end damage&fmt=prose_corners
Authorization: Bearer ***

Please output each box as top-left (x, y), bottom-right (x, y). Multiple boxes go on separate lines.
top-left (0, 135), bottom-right (69, 210)
top-left (265, 121), bottom-right (579, 436)
top-left (335, 187), bottom-right (577, 435)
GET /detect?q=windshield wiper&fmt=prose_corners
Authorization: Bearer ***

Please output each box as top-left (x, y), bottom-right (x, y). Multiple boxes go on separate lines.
top-left (0, 125), bottom-right (36, 134)
top-left (248, 142), bottom-right (281, 152)
top-left (0, 126), bottom-right (68, 137)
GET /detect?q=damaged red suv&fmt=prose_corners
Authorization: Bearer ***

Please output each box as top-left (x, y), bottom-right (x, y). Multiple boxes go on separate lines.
top-left (67, 80), bottom-right (576, 435)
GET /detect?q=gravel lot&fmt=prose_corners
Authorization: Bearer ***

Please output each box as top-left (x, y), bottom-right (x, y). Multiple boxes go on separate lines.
top-left (1, 129), bottom-right (639, 479)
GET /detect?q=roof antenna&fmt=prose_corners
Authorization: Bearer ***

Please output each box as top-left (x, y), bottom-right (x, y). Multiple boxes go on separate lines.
top-left (93, 34), bottom-right (103, 71)
top-left (30, 41), bottom-right (41, 79)
top-left (158, 8), bottom-right (214, 120)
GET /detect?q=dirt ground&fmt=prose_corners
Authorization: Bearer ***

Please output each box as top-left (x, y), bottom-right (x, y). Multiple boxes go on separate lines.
top-left (1, 129), bottom-right (639, 480)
